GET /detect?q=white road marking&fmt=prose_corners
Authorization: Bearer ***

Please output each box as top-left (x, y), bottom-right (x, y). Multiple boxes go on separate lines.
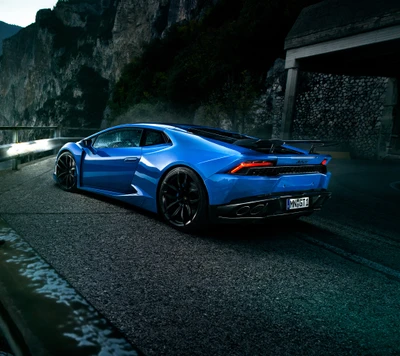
top-left (297, 233), bottom-right (400, 281)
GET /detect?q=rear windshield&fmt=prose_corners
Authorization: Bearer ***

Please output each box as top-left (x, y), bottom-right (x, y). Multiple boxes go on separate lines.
top-left (185, 127), bottom-right (250, 143)
top-left (174, 124), bottom-right (301, 154)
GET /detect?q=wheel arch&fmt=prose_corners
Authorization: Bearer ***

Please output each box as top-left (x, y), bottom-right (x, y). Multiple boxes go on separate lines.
top-left (155, 164), bottom-right (210, 214)
top-left (56, 142), bottom-right (83, 161)
top-left (57, 148), bottom-right (73, 157)
top-left (55, 150), bottom-right (79, 191)
top-left (55, 144), bottom-right (84, 187)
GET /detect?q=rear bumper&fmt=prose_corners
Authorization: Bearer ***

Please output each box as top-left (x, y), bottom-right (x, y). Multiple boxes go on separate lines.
top-left (208, 190), bottom-right (331, 223)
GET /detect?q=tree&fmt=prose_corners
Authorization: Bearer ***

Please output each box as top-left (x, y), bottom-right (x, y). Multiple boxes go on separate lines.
top-left (221, 71), bottom-right (257, 133)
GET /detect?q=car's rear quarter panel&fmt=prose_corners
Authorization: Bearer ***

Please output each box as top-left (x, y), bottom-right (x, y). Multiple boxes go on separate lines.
top-left (141, 130), bottom-right (332, 209)
top-left (133, 130), bottom-right (244, 212)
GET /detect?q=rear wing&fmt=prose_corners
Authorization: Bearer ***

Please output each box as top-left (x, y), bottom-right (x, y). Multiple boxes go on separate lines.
top-left (233, 139), bottom-right (338, 154)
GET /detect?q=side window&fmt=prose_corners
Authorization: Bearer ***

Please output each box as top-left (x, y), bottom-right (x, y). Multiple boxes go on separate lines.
top-left (92, 131), bottom-right (118, 149)
top-left (93, 129), bottom-right (143, 149)
top-left (118, 129), bottom-right (142, 147)
top-left (143, 130), bottom-right (167, 146)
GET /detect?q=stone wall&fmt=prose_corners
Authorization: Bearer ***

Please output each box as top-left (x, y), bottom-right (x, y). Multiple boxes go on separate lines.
top-left (249, 58), bottom-right (286, 139)
top-left (257, 63), bottom-right (390, 159)
top-left (293, 72), bottom-right (389, 159)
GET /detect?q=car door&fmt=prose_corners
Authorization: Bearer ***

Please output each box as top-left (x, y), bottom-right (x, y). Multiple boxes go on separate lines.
top-left (81, 128), bottom-right (143, 193)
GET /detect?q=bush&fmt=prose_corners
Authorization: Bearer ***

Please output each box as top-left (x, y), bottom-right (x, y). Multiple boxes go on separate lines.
top-left (110, 0), bottom-right (321, 119)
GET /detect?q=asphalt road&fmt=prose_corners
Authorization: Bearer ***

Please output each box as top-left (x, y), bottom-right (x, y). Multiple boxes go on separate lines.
top-left (0, 156), bottom-right (400, 355)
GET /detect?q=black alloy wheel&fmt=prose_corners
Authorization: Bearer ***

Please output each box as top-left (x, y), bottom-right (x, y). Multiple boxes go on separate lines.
top-left (159, 167), bottom-right (207, 231)
top-left (56, 152), bottom-right (77, 191)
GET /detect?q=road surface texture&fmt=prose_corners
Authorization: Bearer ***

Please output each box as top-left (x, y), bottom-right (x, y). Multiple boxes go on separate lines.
top-left (0, 329), bottom-right (13, 355)
top-left (0, 156), bottom-right (399, 355)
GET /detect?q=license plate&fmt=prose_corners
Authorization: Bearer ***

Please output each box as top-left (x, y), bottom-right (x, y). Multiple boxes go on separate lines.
top-left (286, 197), bottom-right (309, 210)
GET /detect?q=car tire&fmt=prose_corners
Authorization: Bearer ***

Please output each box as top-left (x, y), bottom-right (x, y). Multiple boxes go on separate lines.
top-left (55, 152), bottom-right (77, 192)
top-left (158, 167), bottom-right (208, 232)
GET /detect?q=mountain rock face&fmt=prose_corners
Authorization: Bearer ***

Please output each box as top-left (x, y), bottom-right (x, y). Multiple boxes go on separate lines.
top-left (0, 0), bottom-right (212, 140)
top-left (0, 21), bottom-right (22, 56)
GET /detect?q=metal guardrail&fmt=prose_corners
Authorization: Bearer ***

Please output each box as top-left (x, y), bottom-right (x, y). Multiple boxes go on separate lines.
top-left (0, 137), bottom-right (82, 167)
top-left (0, 126), bottom-right (98, 170)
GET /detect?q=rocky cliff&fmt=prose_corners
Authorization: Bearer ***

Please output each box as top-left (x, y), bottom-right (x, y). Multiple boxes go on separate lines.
top-left (0, 21), bottom-right (22, 56)
top-left (0, 0), bottom-right (212, 141)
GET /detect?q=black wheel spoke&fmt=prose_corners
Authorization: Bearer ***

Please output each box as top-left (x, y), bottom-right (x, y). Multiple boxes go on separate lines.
top-left (171, 205), bottom-right (182, 218)
top-left (57, 162), bottom-right (65, 170)
top-left (56, 153), bottom-right (77, 191)
top-left (180, 206), bottom-right (185, 221)
top-left (166, 200), bottom-right (179, 211)
top-left (164, 183), bottom-right (178, 192)
top-left (159, 168), bottom-right (206, 229)
top-left (184, 204), bottom-right (192, 219)
top-left (189, 182), bottom-right (198, 193)
top-left (162, 191), bottom-right (177, 199)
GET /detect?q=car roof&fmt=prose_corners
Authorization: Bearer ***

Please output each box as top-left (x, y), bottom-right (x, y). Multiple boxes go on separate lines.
top-left (108, 122), bottom-right (250, 137)
top-left (107, 122), bottom-right (225, 130)
top-left (85, 123), bottom-right (255, 146)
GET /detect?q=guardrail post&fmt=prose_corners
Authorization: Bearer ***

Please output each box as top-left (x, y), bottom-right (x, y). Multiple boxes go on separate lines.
top-left (12, 130), bottom-right (18, 143)
top-left (53, 127), bottom-right (61, 155)
top-left (11, 129), bottom-right (19, 170)
top-left (53, 127), bottom-right (61, 138)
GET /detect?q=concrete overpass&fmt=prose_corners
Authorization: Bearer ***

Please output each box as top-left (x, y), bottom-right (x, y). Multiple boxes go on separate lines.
top-left (282, 0), bottom-right (400, 157)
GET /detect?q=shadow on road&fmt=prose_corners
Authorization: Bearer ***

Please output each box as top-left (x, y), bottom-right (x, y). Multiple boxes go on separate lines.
top-left (192, 218), bottom-right (323, 243)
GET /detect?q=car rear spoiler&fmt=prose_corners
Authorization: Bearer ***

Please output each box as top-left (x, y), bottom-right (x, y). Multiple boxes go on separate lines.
top-left (233, 139), bottom-right (338, 154)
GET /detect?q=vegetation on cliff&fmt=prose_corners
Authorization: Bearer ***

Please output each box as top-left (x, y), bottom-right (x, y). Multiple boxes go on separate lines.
top-left (32, 1), bottom-right (116, 128)
top-left (37, 0), bottom-right (117, 67)
top-left (110, 0), bottom-right (320, 131)
top-left (0, 21), bottom-right (22, 56)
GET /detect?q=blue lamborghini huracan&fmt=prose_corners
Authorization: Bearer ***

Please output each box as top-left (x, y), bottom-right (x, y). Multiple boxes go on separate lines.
top-left (53, 123), bottom-right (332, 231)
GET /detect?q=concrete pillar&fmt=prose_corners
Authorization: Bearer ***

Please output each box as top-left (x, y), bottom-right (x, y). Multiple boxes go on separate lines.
top-left (377, 78), bottom-right (397, 159)
top-left (281, 60), bottom-right (300, 140)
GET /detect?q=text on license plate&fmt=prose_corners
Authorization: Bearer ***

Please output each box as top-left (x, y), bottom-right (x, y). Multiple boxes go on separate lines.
top-left (286, 197), bottom-right (309, 210)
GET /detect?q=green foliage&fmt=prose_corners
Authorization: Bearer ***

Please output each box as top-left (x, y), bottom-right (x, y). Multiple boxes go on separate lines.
top-left (0, 21), bottom-right (21, 56)
top-left (77, 66), bottom-right (109, 126)
top-left (110, 0), bottom-right (320, 120)
top-left (38, 1), bottom-right (116, 66)
top-left (198, 70), bottom-right (258, 132)
top-left (36, 66), bottom-right (108, 128)
top-left (112, 101), bottom-right (191, 126)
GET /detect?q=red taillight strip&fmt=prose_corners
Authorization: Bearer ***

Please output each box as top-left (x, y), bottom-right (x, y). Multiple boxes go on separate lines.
top-left (230, 161), bottom-right (274, 174)
top-left (321, 159), bottom-right (328, 165)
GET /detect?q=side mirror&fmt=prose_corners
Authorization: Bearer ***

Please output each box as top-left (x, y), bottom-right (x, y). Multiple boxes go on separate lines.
top-left (82, 139), bottom-right (92, 147)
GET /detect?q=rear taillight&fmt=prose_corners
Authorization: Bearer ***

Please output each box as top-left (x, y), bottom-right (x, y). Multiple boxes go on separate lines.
top-left (321, 159), bottom-right (328, 165)
top-left (230, 161), bottom-right (274, 174)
